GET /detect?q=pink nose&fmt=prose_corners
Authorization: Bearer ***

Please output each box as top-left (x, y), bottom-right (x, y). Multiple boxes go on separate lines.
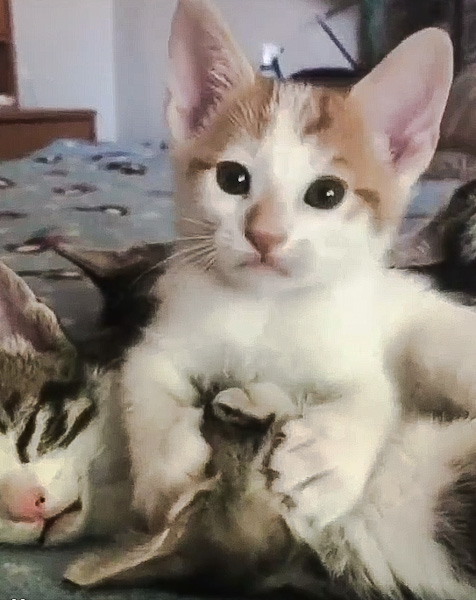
top-left (1, 481), bottom-right (47, 522)
top-left (245, 229), bottom-right (287, 258)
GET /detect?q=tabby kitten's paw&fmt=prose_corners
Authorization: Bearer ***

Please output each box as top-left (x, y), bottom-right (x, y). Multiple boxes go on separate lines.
top-left (212, 382), bottom-right (296, 424)
top-left (269, 406), bottom-right (382, 544)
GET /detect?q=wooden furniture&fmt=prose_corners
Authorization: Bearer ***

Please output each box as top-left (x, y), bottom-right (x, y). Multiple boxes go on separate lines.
top-left (0, 109), bottom-right (97, 160)
top-left (0, 1), bottom-right (97, 160)
top-left (0, 0), bottom-right (17, 105)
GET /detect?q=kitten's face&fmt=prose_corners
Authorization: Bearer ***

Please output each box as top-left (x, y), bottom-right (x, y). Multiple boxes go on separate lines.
top-left (0, 261), bottom-right (101, 545)
top-left (175, 82), bottom-right (402, 293)
top-left (0, 376), bottom-right (99, 545)
top-left (167, 0), bottom-right (453, 295)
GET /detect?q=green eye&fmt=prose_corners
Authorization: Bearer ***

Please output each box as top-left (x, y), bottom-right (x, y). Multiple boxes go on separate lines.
top-left (304, 176), bottom-right (347, 209)
top-left (216, 161), bottom-right (250, 196)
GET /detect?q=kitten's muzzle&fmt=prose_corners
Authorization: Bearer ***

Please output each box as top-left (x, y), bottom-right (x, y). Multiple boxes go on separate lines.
top-left (38, 498), bottom-right (83, 545)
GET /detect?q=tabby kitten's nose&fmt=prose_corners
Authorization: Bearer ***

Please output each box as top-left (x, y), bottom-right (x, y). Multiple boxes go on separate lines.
top-left (0, 477), bottom-right (47, 522)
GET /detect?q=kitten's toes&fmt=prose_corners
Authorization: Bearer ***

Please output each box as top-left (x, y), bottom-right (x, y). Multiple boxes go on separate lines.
top-left (268, 418), bottom-right (368, 540)
top-left (212, 388), bottom-right (257, 423)
top-left (246, 382), bottom-right (296, 419)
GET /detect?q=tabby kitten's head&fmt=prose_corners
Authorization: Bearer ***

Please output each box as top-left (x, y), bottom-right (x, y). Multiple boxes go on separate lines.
top-left (166, 0), bottom-right (453, 294)
top-left (0, 261), bottom-right (104, 545)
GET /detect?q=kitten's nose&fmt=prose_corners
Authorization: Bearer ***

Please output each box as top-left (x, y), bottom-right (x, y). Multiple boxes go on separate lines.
top-left (244, 198), bottom-right (287, 258)
top-left (0, 477), bottom-right (47, 522)
top-left (245, 228), bottom-right (287, 257)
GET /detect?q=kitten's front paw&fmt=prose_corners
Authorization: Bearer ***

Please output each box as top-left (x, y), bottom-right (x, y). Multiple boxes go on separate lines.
top-left (132, 407), bottom-right (211, 532)
top-left (269, 409), bottom-right (380, 544)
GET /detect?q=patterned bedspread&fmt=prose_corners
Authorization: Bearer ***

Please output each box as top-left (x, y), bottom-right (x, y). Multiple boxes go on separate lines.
top-left (0, 139), bottom-right (176, 276)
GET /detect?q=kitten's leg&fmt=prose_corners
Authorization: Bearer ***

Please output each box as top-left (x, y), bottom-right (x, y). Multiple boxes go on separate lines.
top-left (269, 374), bottom-right (398, 543)
top-left (121, 345), bottom-right (210, 530)
top-left (400, 288), bottom-right (476, 416)
top-left (318, 418), bottom-right (476, 600)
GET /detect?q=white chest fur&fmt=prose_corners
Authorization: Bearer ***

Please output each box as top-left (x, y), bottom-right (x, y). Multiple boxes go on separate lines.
top-left (150, 267), bottom-right (389, 396)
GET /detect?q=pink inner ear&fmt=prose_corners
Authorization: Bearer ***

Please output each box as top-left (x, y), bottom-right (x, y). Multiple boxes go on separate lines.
top-left (385, 85), bottom-right (439, 169)
top-left (0, 265), bottom-right (60, 353)
top-left (167, 0), bottom-right (254, 141)
top-left (351, 29), bottom-right (453, 180)
top-left (0, 288), bottom-right (49, 352)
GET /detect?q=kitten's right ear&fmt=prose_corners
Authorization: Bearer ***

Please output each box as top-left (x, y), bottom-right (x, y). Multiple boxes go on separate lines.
top-left (166, 0), bottom-right (255, 143)
top-left (351, 28), bottom-right (453, 188)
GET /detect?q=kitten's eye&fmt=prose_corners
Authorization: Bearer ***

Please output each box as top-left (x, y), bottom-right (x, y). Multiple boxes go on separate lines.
top-left (304, 176), bottom-right (347, 209)
top-left (216, 161), bottom-right (250, 196)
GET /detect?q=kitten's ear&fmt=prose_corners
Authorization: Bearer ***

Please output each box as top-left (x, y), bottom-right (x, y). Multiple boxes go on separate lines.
top-left (64, 486), bottom-right (213, 587)
top-left (351, 28), bottom-right (453, 187)
top-left (0, 261), bottom-right (66, 354)
top-left (53, 242), bottom-right (173, 297)
top-left (390, 218), bottom-right (446, 269)
top-left (166, 0), bottom-right (255, 143)
top-left (52, 242), bottom-right (172, 364)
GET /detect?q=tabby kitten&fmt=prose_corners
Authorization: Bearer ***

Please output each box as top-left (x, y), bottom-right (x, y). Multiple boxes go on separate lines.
top-left (116, 0), bottom-right (476, 598)
top-left (0, 260), bottom-right (130, 545)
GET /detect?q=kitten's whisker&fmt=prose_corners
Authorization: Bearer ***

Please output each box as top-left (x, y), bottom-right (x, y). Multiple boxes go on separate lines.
top-left (183, 247), bottom-right (216, 267)
top-left (167, 243), bottom-right (214, 263)
top-left (203, 255), bottom-right (216, 272)
top-left (195, 251), bottom-right (216, 273)
top-left (174, 235), bottom-right (214, 242)
top-left (169, 248), bottom-right (215, 271)
top-left (180, 217), bottom-right (216, 232)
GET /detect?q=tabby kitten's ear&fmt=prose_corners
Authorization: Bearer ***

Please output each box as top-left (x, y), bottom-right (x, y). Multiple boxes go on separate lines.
top-left (351, 28), bottom-right (453, 188)
top-left (166, 0), bottom-right (255, 143)
top-left (0, 260), bottom-right (67, 354)
top-left (53, 241), bottom-right (173, 298)
top-left (51, 242), bottom-right (173, 365)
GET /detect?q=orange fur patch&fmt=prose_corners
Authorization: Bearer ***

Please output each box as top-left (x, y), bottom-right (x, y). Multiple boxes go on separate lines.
top-left (178, 76), bottom-right (407, 231)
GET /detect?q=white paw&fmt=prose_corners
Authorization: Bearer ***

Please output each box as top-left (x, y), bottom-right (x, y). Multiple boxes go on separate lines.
top-left (269, 409), bottom-right (379, 542)
top-left (132, 407), bottom-right (211, 531)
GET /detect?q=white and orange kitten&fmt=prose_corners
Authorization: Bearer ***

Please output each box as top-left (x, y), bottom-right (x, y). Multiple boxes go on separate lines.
top-left (120, 0), bottom-right (476, 597)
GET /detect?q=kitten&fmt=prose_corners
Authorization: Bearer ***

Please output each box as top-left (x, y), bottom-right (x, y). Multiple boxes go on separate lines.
top-left (0, 260), bottom-right (130, 545)
top-left (116, 0), bottom-right (476, 597)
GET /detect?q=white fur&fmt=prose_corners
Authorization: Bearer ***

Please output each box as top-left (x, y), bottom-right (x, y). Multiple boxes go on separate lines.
top-left (318, 418), bottom-right (476, 599)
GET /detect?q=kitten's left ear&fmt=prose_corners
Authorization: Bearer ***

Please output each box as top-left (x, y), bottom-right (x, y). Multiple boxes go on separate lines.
top-left (351, 28), bottom-right (453, 187)
top-left (166, 0), bottom-right (255, 143)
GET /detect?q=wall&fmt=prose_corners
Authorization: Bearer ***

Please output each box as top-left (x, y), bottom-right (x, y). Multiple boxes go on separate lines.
top-left (11, 0), bottom-right (359, 143)
top-left (114, 0), bottom-right (360, 142)
top-left (12, 0), bottom-right (118, 141)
